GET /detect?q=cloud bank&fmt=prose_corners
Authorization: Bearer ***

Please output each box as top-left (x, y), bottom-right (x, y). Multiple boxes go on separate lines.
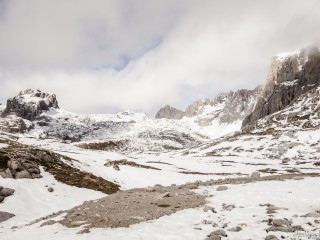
top-left (0, 0), bottom-right (320, 115)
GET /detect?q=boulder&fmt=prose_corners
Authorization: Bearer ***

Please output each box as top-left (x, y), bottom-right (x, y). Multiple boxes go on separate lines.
top-left (0, 188), bottom-right (14, 197)
top-left (0, 211), bottom-right (15, 223)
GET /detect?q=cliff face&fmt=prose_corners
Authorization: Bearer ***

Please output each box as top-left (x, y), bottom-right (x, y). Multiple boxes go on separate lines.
top-left (242, 45), bottom-right (320, 128)
top-left (2, 89), bottom-right (59, 121)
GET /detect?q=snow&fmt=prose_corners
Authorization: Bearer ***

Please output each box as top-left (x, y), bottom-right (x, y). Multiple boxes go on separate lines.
top-left (2, 177), bottom-right (319, 240)
top-left (0, 143), bottom-right (8, 148)
top-left (0, 168), bottom-right (105, 227)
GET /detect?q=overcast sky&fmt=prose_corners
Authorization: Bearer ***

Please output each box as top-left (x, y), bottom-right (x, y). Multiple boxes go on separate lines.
top-left (0, 0), bottom-right (319, 116)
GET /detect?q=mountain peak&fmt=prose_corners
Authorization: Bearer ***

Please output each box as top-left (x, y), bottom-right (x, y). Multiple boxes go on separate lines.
top-left (2, 89), bottom-right (59, 121)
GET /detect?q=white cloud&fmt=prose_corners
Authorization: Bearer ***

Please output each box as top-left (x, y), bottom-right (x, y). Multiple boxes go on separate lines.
top-left (0, 0), bottom-right (320, 116)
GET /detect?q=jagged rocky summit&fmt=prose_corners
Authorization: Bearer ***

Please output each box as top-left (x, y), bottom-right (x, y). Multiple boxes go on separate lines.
top-left (155, 87), bottom-right (261, 124)
top-left (2, 89), bottom-right (59, 121)
top-left (242, 44), bottom-right (320, 128)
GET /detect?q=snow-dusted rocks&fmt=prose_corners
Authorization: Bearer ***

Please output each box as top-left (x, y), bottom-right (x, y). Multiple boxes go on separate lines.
top-left (2, 89), bottom-right (59, 121)
top-left (155, 105), bottom-right (184, 119)
top-left (243, 45), bottom-right (320, 128)
top-left (0, 187), bottom-right (14, 204)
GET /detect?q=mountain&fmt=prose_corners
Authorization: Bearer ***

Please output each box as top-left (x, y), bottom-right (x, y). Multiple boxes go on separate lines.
top-left (0, 90), bottom-right (207, 152)
top-left (155, 87), bottom-right (261, 138)
top-left (242, 44), bottom-right (320, 128)
top-left (2, 89), bottom-right (59, 121)
top-left (1, 45), bottom-right (320, 240)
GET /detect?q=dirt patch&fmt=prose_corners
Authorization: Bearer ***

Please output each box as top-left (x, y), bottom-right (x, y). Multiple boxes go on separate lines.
top-left (59, 185), bottom-right (206, 228)
top-left (76, 140), bottom-right (130, 151)
top-left (105, 159), bottom-right (161, 171)
top-left (258, 168), bottom-right (279, 174)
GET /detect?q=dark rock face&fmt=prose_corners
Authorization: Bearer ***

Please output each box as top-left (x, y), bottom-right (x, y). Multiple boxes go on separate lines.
top-left (2, 89), bottom-right (59, 121)
top-left (155, 105), bottom-right (184, 120)
top-left (0, 187), bottom-right (15, 204)
top-left (0, 211), bottom-right (15, 223)
top-left (242, 45), bottom-right (320, 128)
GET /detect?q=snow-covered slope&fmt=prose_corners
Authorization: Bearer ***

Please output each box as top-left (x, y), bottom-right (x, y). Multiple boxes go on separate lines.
top-left (186, 86), bottom-right (320, 163)
top-left (156, 87), bottom-right (261, 139)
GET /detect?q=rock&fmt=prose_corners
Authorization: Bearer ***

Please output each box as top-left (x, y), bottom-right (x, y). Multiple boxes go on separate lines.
top-left (251, 171), bottom-right (261, 179)
top-left (272, 219), bottom-right (292, 226)
top-left (159, 192), bottom-right (171, 198)
top-left (0, 211), bottom-right (15, 223)
top-left (0, 196), bottom-right (4, 203)
top-left (222, 204), bottom-right (235, 211)
top-left (0, 188), bottom-right (14, 197)
top-left (0, 186), bottom-right (3, 191)
top-left (40, 220), bottom-right (56, 227)
top-left (48, 187), bottom-right (54, 193)
top-left (203, 206), bottom-right (216, 213)
top-left (216, 186), bottom-right (228, 191)
top-left (2, 89), bottom-right (59, 121)
top-left (265, 235), bottom-right (279, 240)
top-left (15, 170), bottom-right (31, 179)
top-left (302, 212), bottom-right (320, 218)
top-left (228, 226), bottom-right (242, 232)
top-left (206, 236), bottom-right (221, 240)
top-left (267, 226), bottom-right (295, 233)
top-left (144, 188), bottom-right (155, 192)
top-left (210, 229), bottom-right (227, 237)
top-left (77, 228), bottom-right (91, 234)
top-left (202, 220), bottom-right (213, 225)
top-left (155, 105), bottom-right (184, 120)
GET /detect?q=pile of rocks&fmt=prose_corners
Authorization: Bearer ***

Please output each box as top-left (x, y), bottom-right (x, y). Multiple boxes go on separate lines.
top-left (0, 149), bottom-right (41, 179)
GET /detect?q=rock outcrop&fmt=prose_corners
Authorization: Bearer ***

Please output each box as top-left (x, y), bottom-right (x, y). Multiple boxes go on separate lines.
top-left (155, 88), bottom-right (261, 124)
top-left (242, 45), bottom-right (320, 128)
top-left (155, 105), bottom-right (184, 120)
top-left (2, 89), bottom-right (59, 121)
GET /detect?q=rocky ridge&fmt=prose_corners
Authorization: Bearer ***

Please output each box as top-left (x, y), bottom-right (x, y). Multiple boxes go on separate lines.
top-left (155, 87), bottom-right (261, 126)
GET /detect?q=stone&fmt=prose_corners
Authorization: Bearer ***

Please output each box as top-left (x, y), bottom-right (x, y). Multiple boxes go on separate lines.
top-left (302, 212), bottom-right (320, 218)
top-left (48, 187), bottom-right (54, 193)
top-left (228, 226), bottom-right (242, 232)
top-left (216, 186), bottom-right (228, 191)
top-left (251, 171), bottom-right (261, 179)
top-left (206, 236), bottom-right (221, 240)
top-left (0, 196), bottom-right (4, 203)
top-left (265, 235), bottom-right (279, 240)
top-left (222, 204), bottom-right (235, 211)
top-left (15, 170), bottom-right (31, 179)
top-left (0, 188), bottom-right (14, 197)
top-left (210, 229), bottom-right (227, 237)
top-left (40, 220), bottom-right (56, 227)
top-left (203, 206), bottom-right (216, 213)
top-left (0, 211), bottom-right (15, 223)
top-left (267, 226), bottom-right (295, 233)
top-left (272, 219), bottom-right (292, 226)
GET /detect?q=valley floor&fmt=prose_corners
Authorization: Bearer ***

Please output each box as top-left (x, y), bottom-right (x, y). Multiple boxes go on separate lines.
top-left (1, 134), bottom-right (320, 240)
